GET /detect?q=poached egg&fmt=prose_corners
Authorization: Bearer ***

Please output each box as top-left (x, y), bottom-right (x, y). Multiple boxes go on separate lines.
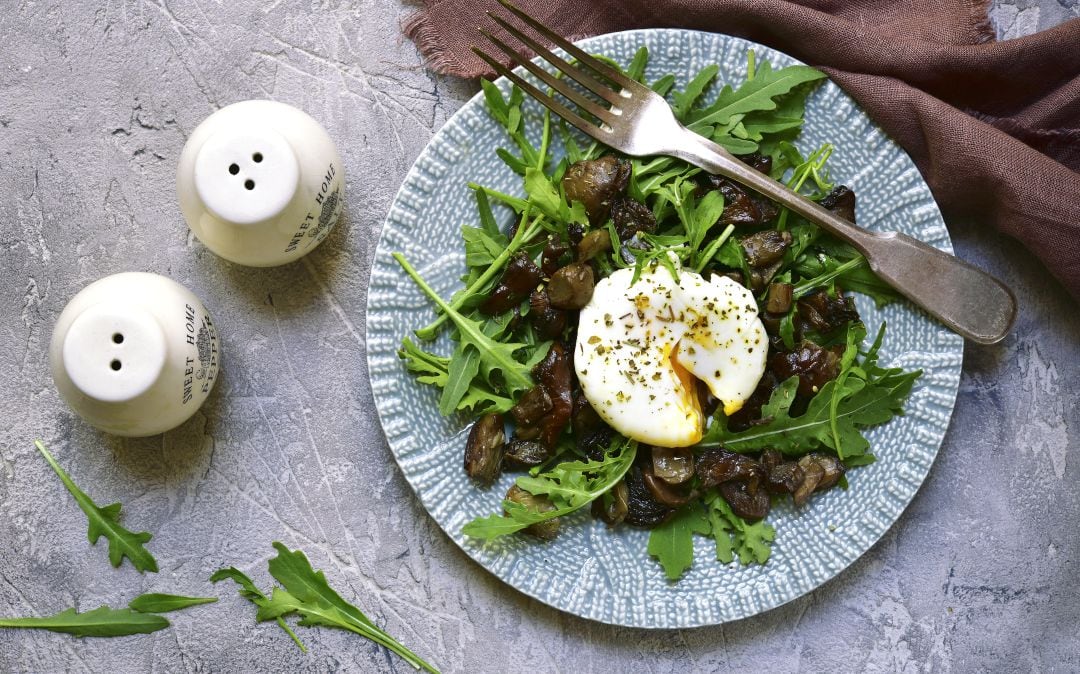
top-left (574, 256), bottom-right (768, 447)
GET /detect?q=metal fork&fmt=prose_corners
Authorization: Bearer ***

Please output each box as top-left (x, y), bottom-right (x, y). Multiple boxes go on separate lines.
top-left (473, 0), bottom-right (1016, 345)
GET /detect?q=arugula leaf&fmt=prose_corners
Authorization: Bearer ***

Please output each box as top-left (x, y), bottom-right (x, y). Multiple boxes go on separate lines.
top-left (262, 543), bottom-right (438, 673)
top-left (414, 201), bottom-right (546, 340)
top-left (687, 61), bottom-right (825, 133)
top-left (34, 441), bottom-right (157, 573)
top-left (524, 167), bottom-right (588, 225)
top-left (626, 46), bottom-right (649, 82)
top-left (461, 225), bottom-right (507, 270)
top-left (698, 324), bottom-right (921, 459)
top-left (0, 606), bottom-right (169, 637)
top-left (647, 505), bottom-right (711, 581)
top-left (651, 74), bottom-right (677, 97)
top-left (128, 593), bottom-right (217, 614)
top-left (706, 493), bottom-right (775, 565)
top-left (524, 167), bottom-right (563, 220)
top-left (398, 338), bottom-right (520, 415)
top-left (395, 254), bottom-right (537, 399)
top-left (480, 78), bottom-right (510, 127)
top-left (463, 439), bottom-right (637, 539)
top-left (673, 64), bottom-right (719, 118)
top-left (211, 567), bottom-right (306, 652)
top-left (399, 338), bottom-right (449, 388)
top-left (706, 498), bottom-right (736, 564)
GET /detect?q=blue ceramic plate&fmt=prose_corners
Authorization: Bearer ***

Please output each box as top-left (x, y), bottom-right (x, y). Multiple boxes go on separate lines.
top-left (366, 29), bottom-right (962, 628)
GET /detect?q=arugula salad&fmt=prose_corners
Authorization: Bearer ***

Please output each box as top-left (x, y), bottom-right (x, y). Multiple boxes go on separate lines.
top-left (394, 48), bottom-right (920, 582)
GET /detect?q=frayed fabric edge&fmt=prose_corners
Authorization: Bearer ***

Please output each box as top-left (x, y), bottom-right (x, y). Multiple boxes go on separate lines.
top-left (967, 0), bottom-right (997, 44)
top-left (403, 7), bottom-right (482, 78)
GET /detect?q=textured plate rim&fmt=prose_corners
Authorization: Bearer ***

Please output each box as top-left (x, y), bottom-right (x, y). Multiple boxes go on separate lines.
top-left (365, 28), bottom-right (962, 629)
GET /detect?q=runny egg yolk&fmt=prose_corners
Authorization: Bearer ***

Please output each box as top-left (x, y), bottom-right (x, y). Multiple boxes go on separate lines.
top-left (574, 255), bottom-right (768, 448)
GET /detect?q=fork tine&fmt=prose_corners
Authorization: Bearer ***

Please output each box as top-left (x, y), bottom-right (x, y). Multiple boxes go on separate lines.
top-left (471, 46), bottom-right (609, 144)
top-left (479, 29), bottom-right (618, 126)
top-left (495, 0), bottom-right (637, 91)
top-left (487, 13), bottom-right (621, 107)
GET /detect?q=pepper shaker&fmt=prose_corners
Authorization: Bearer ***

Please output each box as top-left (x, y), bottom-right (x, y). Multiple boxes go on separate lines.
top-left (177, 100), bottom-right (345, 267)
top-left (49, 273), bottom-right (220, 437)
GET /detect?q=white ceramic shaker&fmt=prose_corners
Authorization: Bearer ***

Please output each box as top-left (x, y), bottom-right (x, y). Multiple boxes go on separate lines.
top-left (176, 100), bottom-right (345, 267)
top-left (49, 273), bottom-right (221, 437)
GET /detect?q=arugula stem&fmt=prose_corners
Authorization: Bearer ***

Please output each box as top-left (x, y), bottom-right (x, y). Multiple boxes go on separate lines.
top-left (694, 224), bottom-right (736, 273)
top-left (777, 144), bottom-right (833, 231)
top-left (793, 256), bottom-right (865, 298)
top-left (465, 183), bottom-right (529, 213)
top-left (279, 619), bottom-right (307, 653)
top-left (536, 108), bottom-right (551, 171)
top-left (413, 211), bottom-right (544, 340)
top-left (339, 619), bottom-right (438, 673)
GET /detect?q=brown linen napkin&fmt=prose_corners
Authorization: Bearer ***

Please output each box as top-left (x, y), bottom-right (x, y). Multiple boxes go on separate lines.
top-left (405, 1), bottom-right (1080, 302)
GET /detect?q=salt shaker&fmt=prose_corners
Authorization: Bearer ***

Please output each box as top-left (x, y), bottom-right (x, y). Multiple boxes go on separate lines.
top-left (176, 100), bottom-right (344, 267)
top-left (49, 273), bottom-right (221, 437)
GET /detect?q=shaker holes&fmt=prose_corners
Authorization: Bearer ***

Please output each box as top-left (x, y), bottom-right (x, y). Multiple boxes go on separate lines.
top-left (252, 152), bottom-right (263, 163)
top-left (110, 359), bottom-right (122, 371)
top-left (228, 163), bottom-right (240, 175)
top-left (244, 179), bottom-right (255, 190)
top-left (112, 333), bottom-right (124, 344)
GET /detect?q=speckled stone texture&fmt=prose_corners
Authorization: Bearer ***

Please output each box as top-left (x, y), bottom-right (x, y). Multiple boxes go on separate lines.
top-left (0, 2), bottom-right (1076, 673)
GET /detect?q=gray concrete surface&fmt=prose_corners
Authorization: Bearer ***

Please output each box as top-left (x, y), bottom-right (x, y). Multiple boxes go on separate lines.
top-left (0, 1), bottom-right (1076, 672)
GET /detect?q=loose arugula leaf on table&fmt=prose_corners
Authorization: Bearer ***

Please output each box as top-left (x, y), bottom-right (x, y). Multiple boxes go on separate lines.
top-left (647, 504), bottom-right (711, 581)
top-left (261, 543), bottom-right (438, 673)
top-left (0, 606), bottom-right (169, 638)
top-left (34, 440), bottom-right (158, 573)
top-left (462, 438), bottom-right (637, 539)
top-left (698, 324), bottom-right (921, 461)
top-left (128, 593), bottom-right (217, 614)
top-left (210, 567), bottom-right (306, 652)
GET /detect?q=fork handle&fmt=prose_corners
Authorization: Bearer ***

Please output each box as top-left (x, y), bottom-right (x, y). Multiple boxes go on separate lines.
top-left (673, 130), bottom-right (1017, 345)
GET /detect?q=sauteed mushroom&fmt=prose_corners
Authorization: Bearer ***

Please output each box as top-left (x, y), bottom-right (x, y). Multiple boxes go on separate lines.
top-left (509, 386), bottom-right (553, 427)
top-left (532, 343), bottom-right (573, 448)
top-left (651, 446), bottom-right (695, 485)
top-left (592, 479), bottom-right (630, 527)
top-left (480, 252), bottom-right (542, 315)
top-left (561, 155), bottom-right (631, 225)
top-left (463, 413), bottom-right (504, 484)
top-left (547, 262), bottom-right (595, 310)
top-left (611, 195), bottom-right (656, 241)
top-left (771, 340), bottom-right (842, 398)
top-left (695, 448), bottom-right (763, 488)
top-left (624, 466), bottom-right (676, 528)
top-left (529, 289), bottom-right (568, 339)
top-left (503, 439), bottom-right (551, 469)
top-left (820, 185), bottom-right (857, 223)
top-left (505, 485), bottom-right (560, 539)
top-left (576, 230), bottom-right (612, 261)
top-left (642, 464), bottom-right (696, 508)
top-left (719, 480), bottom-right (771, 521)
top-left (797, 289), bottom-right (860, 335)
